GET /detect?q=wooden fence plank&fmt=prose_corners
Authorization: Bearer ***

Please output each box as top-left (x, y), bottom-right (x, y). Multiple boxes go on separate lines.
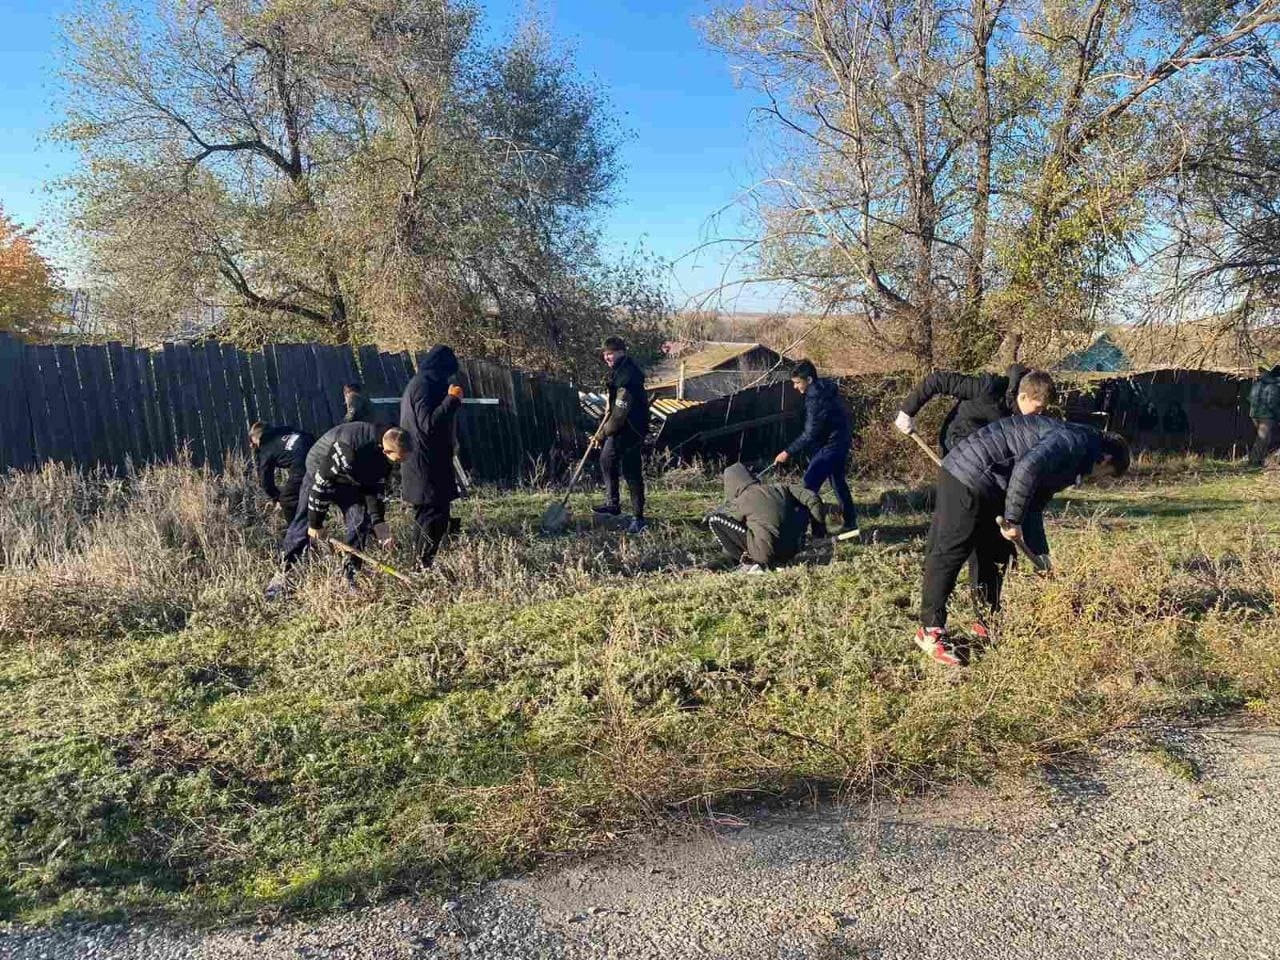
top-left (150, 347), bottom-right (178, 461)
top-left (136, 348), bottom-right (169, 462)
top-left (190, 342), bottom-right (225, 467)
top-left (74, 345), bottom-right (119, 468)
top-left (54, 346), bottom-right (92, 466)
top-left (310, 345), bottom-right (346, 427)
top-left (354, 345), bottom-right (390, 400)
top-left (107, 342), bottom-right (145, 466)
top-left (25, 346), bottom-right (59, 468)
top-left (219, 343), bottom-right (248, 447)
top-left (169, 343), bottom-right (206, 466)
top-left (203, 341), bottom-right (239, 463)
top-left (267, 345), bottom-right (300, 432)
top-left (234, 348), bottom-right (259, 426)
top-left (248, 349), bottom-right (278, 426)
top-left (0, 336), bottom-right (35, 471)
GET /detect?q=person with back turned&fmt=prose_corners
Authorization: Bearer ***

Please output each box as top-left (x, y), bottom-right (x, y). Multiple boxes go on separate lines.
top-left (265, 421), bottom-right (411, 599)
top-left (399, 345), bottom-right (463, 569)
top-left (593, 336), bottom-right (649, 535)
top-left (774, 360), bottom-right (859, 540)
top-left (893, 365), bottom-right (1056, 455)
top-left (249, 421), bottom-right (315, 520)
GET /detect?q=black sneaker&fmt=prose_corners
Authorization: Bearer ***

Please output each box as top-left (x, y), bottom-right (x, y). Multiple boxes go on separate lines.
top-left (592, 503), bottom-right (622, 516)
top-left (625, 517), bottom-right (649, 535)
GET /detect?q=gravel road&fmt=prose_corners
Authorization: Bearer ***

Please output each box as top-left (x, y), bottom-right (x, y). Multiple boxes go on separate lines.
top-left (3, 719), bottom-right (1278, 959)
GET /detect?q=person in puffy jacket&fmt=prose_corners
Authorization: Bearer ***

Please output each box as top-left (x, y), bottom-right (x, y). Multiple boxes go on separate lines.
top-left (1248, 364), bottom-right (1280, 466)
top-left (708, 463), bottom-right (827, 571)
top-left (400, 345), bottom-right (463, 569)
top-left (266, 421), bottom-right (411, 599)
top-left (773, 360), bottom-right (858, 540)
top-left (914, 416), bottom-right (1130, 666)
top-left (249, 421), bottom-right (315, 519)
top-left (592, 336), bottom-right (650, 535)
top-left (894, 365), bottom-right (1055, 454)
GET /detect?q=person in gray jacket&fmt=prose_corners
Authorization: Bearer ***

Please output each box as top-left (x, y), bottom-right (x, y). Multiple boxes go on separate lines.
top-left (708, 463), bottom-right (827, 572)
top-left (1248, 365), bottom-right (1280, 466)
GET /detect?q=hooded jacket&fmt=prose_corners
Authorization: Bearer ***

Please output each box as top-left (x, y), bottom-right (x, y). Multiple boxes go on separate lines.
top-left (901, 364), bottom-right (1032, 454)
top-left (304, 421), bottom-right (394, 529)
top-left (256, 425), bottom-right (314, 503)
top-left (943, 415), bottom-right (1101, 527)
top-left (601, 354), bottom-right (649, 440)
top-left (1250, 366), bottom-right (1280, 420)
top-left (721, 463), bottom-right (826, 566)
top-left (786, 377), bottom-right (852, 457)
top-left (399, 345), bottom-right (461, 505)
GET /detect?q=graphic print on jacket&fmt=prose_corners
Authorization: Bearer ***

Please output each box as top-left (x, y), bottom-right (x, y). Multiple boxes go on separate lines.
top-left (304, 421), bottom-right (393, 529)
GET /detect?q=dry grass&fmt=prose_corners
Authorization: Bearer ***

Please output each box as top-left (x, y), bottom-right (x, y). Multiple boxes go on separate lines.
top-left (0, 456), bottom-right (1276, 923)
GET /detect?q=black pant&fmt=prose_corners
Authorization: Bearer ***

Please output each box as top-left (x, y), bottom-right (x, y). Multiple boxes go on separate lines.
top-left (921, 470), bottom-right (1015, 629)
top-left (279, 473), bottom-right (372, 577)
top-left (412, 502), bottom-right (451, 569)
top-left (601, 432), bottom-right (645, 518)
top-left (277, 469), bottom-right (305, 520)
top-left (708, 513), bottom-right (749, 561)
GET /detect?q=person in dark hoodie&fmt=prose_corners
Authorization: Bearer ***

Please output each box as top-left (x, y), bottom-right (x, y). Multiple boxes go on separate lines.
top-left (894, 365), bottom-right (1056, 455)
top-left (1248, 364), bottom-right (1280, 466)
top-left (399, 345), bottom-right (463, 569)
top-left (708, 463), bottom-right (827, 572)
top-left (265, 421), bottom-right (411, 599)
top-left (249, 421), bottom-right (315, 520)
top-left (915, 416), bottom-right (1130, 666)
top-left (593, 336), bottom-right (650, 535)
top-left (773, 360), bottom-right (858, 540)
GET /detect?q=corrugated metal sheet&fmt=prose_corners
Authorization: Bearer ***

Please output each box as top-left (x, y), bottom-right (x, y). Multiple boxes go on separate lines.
top-left (579, 392), bottom-right (700, 433)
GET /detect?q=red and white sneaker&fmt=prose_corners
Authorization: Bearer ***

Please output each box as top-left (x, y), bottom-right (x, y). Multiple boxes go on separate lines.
top-left (970, 621), bottom-right (991, 642)
top-left (914, 627), bottom-right (965, 667)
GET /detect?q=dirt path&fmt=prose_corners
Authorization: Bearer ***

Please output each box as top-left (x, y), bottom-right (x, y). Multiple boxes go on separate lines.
top-left (4, 719), bottom-right (1278, 959)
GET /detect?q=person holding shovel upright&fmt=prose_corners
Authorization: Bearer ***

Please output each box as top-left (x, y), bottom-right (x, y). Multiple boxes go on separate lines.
top-left (265, 421), bottom-right (411, 600)
top-left (774, 360), bottom-right (859, 541)
top-left (400, 345), bottom-right (463, 570)
top-left (593, 336), bottom-right (650, 535)
top-left (915, 416), bottom-right (1130, 667)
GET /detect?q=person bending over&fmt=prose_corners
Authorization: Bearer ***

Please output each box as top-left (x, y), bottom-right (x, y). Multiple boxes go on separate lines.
top-left (894, 365), bottom-right (1055, 455)
top-left (915, 416), bottom-right (1130, 666)
top-left (708, 463), bottom-right (827, 573)
top-left (249, 421), bottom-right (314, 520)
top-left (774, 360), bottom-right (858, 540)
top-left (593, 336), bottom-right (650, 535)
top-left (400, 345), bottom-right (463, 569)
top-left (265, 422), bottom-right (410, 599)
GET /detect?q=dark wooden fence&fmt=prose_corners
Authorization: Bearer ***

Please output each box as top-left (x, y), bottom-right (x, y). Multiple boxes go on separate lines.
top-left (653, 380), bottom-right (805, 463)
top-left (0, 334), bottom-right (584, 484)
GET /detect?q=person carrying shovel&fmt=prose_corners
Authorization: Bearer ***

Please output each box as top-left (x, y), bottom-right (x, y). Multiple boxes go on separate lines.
top-left (914, 415), bottom-right (1130, 666)
top-left (265, 421), bottom-right (411, 599)
top-left (593, 336), bottom-right (649, 535)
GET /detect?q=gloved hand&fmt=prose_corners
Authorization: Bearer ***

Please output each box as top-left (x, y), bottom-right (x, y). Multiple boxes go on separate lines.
top-left (997, 517), bottom-right (1023, 542)
top-left (448, 384), bottom-right (464, 399)
top-left (894, 410), bottom-right (915, 435)
top-left (307, 526), bottom-right (324, 541)
top-left (774, 450), bottom-right (790, 465)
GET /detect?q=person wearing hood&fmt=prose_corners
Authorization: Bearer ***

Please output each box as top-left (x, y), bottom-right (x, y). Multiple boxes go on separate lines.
top-left (773, 360), bottom-right (858, 540)
top-left (400, 345), bottom-right (464, 569)
top-left (914, 416), bottom-right (1130, 667)
top-left (249, 421), bottom-right (315, 520)
top-left (893, 364), bottom-right (1056, 455)
top-left (709, 463), bottom-right (827, 571)
top-left (1248, 364), bottom-right (1280, 467)
top-left (593, 336), bottom-right (650, 535)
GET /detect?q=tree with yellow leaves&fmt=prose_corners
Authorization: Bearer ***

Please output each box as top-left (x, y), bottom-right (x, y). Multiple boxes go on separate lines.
top-left (0, 207), bottom-right (63, 340)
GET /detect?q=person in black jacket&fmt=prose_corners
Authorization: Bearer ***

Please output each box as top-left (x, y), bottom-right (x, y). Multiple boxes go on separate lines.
top-left (249, 421), bottom-right (315, 519)
top-left (400, 345), bottom-right (463, 569)
top-left (708, 463), bottom-right (827, 571)
top-left (914, 416), bottom-right (1130, 666)
top-left (773, 360), bottom-right (858, 540)
top-left (593, 336), bottom-right (649, 535)
top-left (894, 365), bottom-right (1056, 455)
top-left (265, 421), bottom-right (411, 599)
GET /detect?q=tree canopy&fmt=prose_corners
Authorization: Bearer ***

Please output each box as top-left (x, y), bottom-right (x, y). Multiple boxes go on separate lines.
top-left (0, 207), bottom-right (64, 340)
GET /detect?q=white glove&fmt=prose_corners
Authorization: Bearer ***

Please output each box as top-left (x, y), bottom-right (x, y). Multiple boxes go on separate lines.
top-left (894, 411), bottom-right (915, 435)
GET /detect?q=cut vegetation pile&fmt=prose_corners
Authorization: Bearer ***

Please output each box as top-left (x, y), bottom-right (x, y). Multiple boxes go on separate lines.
top-left (0, 458), bottom-right (1277, 922)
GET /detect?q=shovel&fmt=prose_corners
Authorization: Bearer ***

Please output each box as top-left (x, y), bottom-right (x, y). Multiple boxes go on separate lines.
top-left (540, 436), bottom-right (600, 534)
top-left (995, 517), bottom-right (1052, 574)
top-left (905, 429), bottom-right (944, 468)
top-left (320, 535), bottom-right (416, 586)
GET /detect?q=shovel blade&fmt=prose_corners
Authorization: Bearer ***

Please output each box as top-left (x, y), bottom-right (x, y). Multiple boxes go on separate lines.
top-left (540, 501), bottom-right (571, 534)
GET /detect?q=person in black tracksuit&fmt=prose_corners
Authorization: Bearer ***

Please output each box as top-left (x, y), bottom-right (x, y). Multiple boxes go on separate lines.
top-left (399, 345), bottom-right (463, 569)
top-left (708, 463), bottom-right (827, 570)
top-left (894, 364), bottom-right (1055, 455)
top-left (914, 416), bottom-right (1130, 666)
top-left (593, 336), bottom-right (649, 534)
top-left (266, 421), bottom-right (410, 597)
top-left (774, 360), bottom-right (858, 539)
top-left (250, 422), bottom-right (315, 519)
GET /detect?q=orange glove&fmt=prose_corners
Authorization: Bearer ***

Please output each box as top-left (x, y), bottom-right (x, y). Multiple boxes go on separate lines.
top-left (448, 384), bottom-right (464, 399)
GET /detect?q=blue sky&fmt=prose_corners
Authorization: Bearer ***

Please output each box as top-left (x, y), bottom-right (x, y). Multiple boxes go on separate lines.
top-left (0, 0), bottom-right (776, 309)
